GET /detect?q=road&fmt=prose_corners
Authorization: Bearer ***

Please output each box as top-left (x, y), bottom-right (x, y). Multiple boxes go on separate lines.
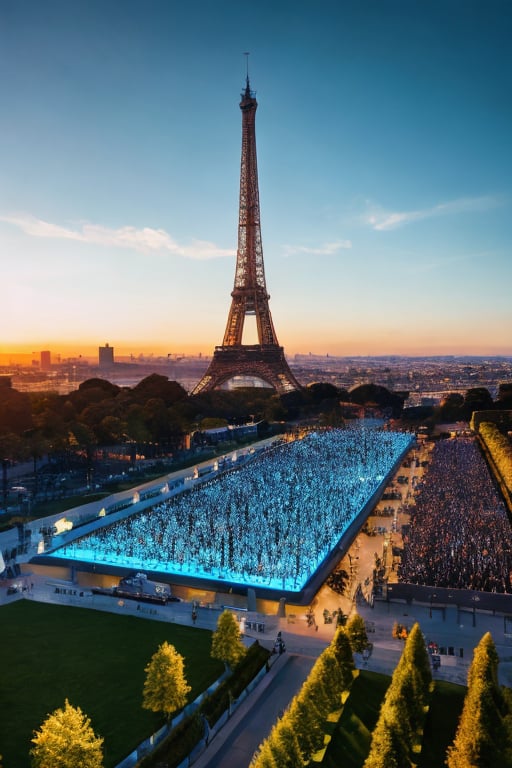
top-left (194, 654), bottom-right (315, 768)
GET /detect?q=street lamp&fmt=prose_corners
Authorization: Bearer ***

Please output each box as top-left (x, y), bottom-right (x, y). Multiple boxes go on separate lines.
top-left (471, 595), bottom-right (480, 627)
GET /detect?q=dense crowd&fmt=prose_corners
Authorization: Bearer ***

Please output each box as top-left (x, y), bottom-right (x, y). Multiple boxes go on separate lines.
top-left (57, 426), bottom-right (413, 591)
top-left (399, 437), bottom-right (512, 593)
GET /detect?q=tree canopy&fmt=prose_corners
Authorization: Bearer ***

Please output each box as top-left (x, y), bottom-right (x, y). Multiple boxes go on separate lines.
top-left (211, 610), bottom-right (246, 669)
top-left (30, 699), bottom-right (103, 768)
top-left (142, 641), bottom-right (191, 720)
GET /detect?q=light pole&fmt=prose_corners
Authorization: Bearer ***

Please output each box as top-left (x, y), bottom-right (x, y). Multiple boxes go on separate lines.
top-left (471, 595), bottom-right (480, 627)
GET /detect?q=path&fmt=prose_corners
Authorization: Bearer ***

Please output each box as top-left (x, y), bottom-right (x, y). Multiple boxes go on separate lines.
top-left (193, 654), bottom-right (315, 768)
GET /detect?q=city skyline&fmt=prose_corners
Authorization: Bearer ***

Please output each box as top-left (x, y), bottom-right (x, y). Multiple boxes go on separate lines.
top-left (1, 1), bottom-right (511, 361)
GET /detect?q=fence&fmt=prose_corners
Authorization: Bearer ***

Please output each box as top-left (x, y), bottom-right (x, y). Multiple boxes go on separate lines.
top-left (114, 657), bottom-right (269, 768)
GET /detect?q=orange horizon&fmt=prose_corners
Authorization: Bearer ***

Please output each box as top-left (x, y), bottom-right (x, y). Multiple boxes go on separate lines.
top-left (1, 341), bottom-right (512, 366)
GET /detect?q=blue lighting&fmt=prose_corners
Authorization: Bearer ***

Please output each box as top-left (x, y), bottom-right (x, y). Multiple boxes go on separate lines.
top-left (49, 427), bottom-right (414, 592)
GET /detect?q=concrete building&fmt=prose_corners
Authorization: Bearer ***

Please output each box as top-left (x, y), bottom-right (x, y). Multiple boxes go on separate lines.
top-left (98, 343), bottom-right (114, 370)
top-left (40, 350), bottom-right (51, 371)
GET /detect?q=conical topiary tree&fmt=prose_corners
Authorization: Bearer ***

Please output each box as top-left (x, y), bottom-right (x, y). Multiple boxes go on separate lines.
top-left (311, 646), bottom-right (348, 712)
top-left (446, 632), bottom-right (512, 768)
top-left (467, 631), bottom-right (500, 693)
top-left (346, 612), bottom-right (369, 653)
top-left (363, 622), bottom-right (432, 767)
top-left (288, 690), bottom-right (325, 758)
top-left (363, 707), bottom-right (412, 768)
top-left (386, 663), bottom-right (424, 733)
top-left (268, 715), bottom-right (305, 767)
top-left (398, 622), bottom-right (432, 700)
top-left (332, 626), bottom-right (356, 673)
top-left (301, 674), bottom-right (333, 723)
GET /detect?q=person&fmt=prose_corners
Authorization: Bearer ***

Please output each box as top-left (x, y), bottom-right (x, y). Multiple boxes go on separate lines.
top-left (192, 608), bottom-right (197, 624)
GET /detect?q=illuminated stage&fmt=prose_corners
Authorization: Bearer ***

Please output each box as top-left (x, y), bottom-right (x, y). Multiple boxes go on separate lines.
top-left (32, 427), bottom-right (415, 605)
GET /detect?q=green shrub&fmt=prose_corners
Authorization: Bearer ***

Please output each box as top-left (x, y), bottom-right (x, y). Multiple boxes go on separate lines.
top-left (137, 713), bottom-right (204, 768)
top-left (200, 641), bottom-right (270, 726)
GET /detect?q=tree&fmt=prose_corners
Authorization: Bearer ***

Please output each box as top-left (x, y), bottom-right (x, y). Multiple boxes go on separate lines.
top-left (30, 699), bottom-right (103, 768)
top-left (363, 708), bottom-right (412, 768)
top-left (256, 715), bottom-right (305, 768)
top-left (348, 383), bottom-right (406, 418)
top-left (446, 677), bottom-right (509, 768)
top-left (463, 387), bottom-right (494, 419)
top-left (300, 675), bottom-right (331, 722)
top-left (346, 612), bottom-right (369, 653)
top-left (288, 691), bottom-right (325, 758)
top-left (211, 610), bottom-right (246, 669)
top-left (142, 641), bottom-right (191, 720)
top-left (363, 623), bottom-right (432, 767)
top-left (438, 392), bottom-right (464, 422)
top-left (397, 622), bottom-right (432, 700)
top-left (250, 737), bottom-right (278, 768)
top-left (310, 646), bottom-right (348, 712)
top-left (385, 664), bottom-right (424, 734)
top-left (326, 567), bottom-right (349, 595)
top-left (446, 633), bottom-right (512, 768)
top-left (332, 627), bottom-right (356, 676)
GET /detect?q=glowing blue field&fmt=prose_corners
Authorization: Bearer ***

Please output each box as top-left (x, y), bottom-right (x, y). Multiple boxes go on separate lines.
top-left (49, 427), bottom-right (414, 593)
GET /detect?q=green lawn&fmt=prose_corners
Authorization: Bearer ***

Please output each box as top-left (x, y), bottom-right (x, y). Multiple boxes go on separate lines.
top-left (0, 601), bottom-right (223, 768)
top-left (323, 670), bottom-right (465, 768)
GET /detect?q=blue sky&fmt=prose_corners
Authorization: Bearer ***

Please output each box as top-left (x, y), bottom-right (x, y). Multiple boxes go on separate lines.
top-left (1, 0), bottom-right (511, 360)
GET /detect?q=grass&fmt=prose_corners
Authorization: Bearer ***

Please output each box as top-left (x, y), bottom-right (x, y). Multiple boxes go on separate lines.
top-left (322, 670), bottom-right (465, 768)
top-left (418, 680), bottom-right (466, 768)
top-left (323, 671), bottom-right (391, 768)
top-left (0, 601), bottom-right (223, 768)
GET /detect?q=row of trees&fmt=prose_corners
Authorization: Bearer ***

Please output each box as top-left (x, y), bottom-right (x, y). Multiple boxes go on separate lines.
top-left (3, 369), bottom-right (510, 470)
top-left (402, 384), bottom-right (512, 428)
top-left (363, 626), bottom-right (512, 767)
top-left (28, 610), bottom-right (245, 768)
top-left (21, 611), bottom-right (512, 767)
top-left (478, 421), bottom-right (512, 498)
top-left (250, 613), bottom-right (369, 767)
top-left (0, 374), bottom-right (412, 466)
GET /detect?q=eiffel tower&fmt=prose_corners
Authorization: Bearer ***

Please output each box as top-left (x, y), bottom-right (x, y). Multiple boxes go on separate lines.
top-left (192, 76), bottom-right (302, 396)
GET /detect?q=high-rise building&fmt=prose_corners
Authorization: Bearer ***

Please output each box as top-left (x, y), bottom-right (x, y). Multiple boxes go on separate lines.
top-left (99, 343), bottom-right (114, 370)
top-left (40, 350), bottom-right (51, 371)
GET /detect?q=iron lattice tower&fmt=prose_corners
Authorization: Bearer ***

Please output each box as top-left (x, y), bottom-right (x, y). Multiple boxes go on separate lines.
top-left (192, 77), bottom-right (302, 396)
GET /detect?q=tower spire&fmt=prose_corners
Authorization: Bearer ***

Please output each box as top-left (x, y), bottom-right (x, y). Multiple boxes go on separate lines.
top-left (191, 76), bottom-right (302, 396)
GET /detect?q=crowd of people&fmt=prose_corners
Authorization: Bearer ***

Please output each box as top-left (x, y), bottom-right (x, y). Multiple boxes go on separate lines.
top-left (399, 437), bottom-right (512, 593)
top-left (56, 426), bottom-right (413, 592)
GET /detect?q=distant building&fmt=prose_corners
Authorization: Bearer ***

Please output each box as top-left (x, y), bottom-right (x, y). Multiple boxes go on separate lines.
top-left (99, 343), bottom-right (114, 370)
top-left (40, 350), bottom-right (51, 371)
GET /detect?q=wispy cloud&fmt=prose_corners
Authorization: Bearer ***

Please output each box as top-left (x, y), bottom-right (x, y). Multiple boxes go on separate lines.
top-left (0, 213), bottom-right (235, 259)
top-left (363, 195), bottom-right (503, 231)
top-left (282, 240), bottom-right (352, 256)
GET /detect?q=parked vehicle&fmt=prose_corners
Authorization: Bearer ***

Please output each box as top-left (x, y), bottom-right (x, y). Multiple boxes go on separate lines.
top-left (92, 572), bottom-right (178, 604)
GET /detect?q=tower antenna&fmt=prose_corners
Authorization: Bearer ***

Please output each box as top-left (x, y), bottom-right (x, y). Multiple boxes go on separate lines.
top-left (243, 51), bottom-right (250, 81)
